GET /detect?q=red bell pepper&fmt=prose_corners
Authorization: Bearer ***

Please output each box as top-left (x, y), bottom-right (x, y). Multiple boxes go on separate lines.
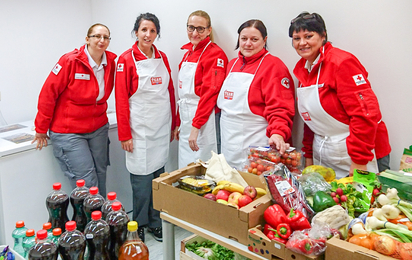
top-left (264, 204), bottom-right (287, 229)
top-left (277, 223), bottom-right (292, 239)
top-left (263, 224), bottom-right (287, 244)
top-left (287, 208), bottom-right (311, 231)
top-left (297, 239), bottom-right (314, 255)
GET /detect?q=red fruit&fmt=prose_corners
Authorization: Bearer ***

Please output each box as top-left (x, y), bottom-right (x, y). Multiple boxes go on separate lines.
top-left (340, 195), bottom-right (348, 202)
top-left (238, 195), bottom-right (253, 208)
top-left (333, 197), bottom-right (340, 204)
top-left (243, 186), bottom-right (257, 200)
top-left (373, 188), bottom-right (380, 197)
top-left (216, 190), bottom-right (231, 201)
top-left (336, 188), bottom-right (343, 196)
top-left (330, 192), bottom-right (337, 197)
top-left (203, 193), bottom-right (217, 201)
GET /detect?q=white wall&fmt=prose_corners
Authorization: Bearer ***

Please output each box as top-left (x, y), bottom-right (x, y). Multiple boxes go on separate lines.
top-left (1, 0), bottom-right (411, 171)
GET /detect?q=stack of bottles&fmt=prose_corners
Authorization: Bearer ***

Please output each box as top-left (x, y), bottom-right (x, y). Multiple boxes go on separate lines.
top-left (12, 181), bottom-right (149, 259)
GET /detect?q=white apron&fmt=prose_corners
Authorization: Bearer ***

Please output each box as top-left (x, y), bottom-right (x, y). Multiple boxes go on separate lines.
top-left (217, 53), bottom-right (270, 170)
top-left (126, 49), bottom-right (171, 175)
top-left (177, 41), bottom-right (217, 168)
top-left (296, 59), bottom-right (378, 179)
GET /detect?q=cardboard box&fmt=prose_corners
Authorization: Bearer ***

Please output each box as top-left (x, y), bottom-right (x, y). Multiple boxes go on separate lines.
top-left (180, 234), bottom-right (209, 260)
top-left (153, 163), bottom-right (272, 245)
top-left (326, 237), bottom-right (395, 260)
top-left (284, 248), bottom-right (324, 260)
top-left (248, 225), bottom-right (284, 259)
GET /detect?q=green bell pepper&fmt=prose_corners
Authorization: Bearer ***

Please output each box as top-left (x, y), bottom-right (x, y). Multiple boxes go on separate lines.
top-left (312, 190), bottom-right (337, 212)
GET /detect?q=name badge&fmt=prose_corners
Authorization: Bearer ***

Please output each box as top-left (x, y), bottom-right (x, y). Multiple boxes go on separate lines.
top-left (75, 73), bottom-right (90, 80)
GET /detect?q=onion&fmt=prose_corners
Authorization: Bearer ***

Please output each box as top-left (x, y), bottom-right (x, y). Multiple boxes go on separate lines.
top-left (374, 236), bottom-right (396, 256)
top-left (400, 243), bottom-right (412, 260)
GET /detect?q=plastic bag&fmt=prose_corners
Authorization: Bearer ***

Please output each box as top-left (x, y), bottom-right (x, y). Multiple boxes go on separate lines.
top-left (204, 151), bottom-right (248, 187)
top-left (285, 224), bottom-right (333, 256)
top-left (264, 164), bottom-right (315, 220)
top-left (400, 145), bottom-right (412, 173)
top-left (298, 172), bottom-right (332, 197)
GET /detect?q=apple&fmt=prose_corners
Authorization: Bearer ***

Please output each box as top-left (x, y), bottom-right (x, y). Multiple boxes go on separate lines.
top-left (216, 190), bottom-right (231, 201)
top-left (203, 193), bottom-right (216, 201)
top-left (243, 186), bottom-right (257, 200)
top-left (228, 192), bottom-right (242, 205)
top-left (216, 199), bottom-right (228, 205)
top-left (238, 195), bottom-right (253, 208)
top-left (228, 203), bottom-right (239, 209)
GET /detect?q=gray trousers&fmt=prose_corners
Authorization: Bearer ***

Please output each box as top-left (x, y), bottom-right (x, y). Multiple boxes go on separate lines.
top-left (130, 167), bottom-right (164, 228)
top-left (49, 123), bottom-right (110, 197)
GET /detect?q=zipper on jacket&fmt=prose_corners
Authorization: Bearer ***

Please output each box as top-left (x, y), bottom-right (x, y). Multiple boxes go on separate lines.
top-left (357, 93), bottom-right (369, 116)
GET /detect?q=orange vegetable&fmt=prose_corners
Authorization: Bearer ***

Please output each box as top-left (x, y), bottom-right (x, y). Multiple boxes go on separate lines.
top-left (349, 234), bottom-right (374, 250)
top-left (374, 235), bottom-right (397, 256)
top-left (388, 214), bottom-right (412, 231)
top-left (399, 243), bottom-right (412, 260)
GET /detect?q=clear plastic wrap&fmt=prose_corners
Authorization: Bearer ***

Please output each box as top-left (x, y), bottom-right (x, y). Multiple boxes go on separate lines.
top-left (298, 172), bottom-right (332, 197)
top-left (264, 164), bottom-right (315, 220)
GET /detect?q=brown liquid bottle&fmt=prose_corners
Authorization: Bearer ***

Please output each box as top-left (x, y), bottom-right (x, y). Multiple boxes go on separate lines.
top-left (118, 221), bottom-right (149, 260)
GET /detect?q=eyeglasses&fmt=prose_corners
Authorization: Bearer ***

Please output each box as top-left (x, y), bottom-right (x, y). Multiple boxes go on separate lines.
top-left (290, 14), bottom-right (316, 24)
top-left (88, 34), bottom-right (111, 41)
top-left (187, 25), bottom-right (209, 34)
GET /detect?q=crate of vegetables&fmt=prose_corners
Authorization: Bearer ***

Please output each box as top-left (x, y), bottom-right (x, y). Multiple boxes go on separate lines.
top-left (247, 145), bottom-right (303, 175)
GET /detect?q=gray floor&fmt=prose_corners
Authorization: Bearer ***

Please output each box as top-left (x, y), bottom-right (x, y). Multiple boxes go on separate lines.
top-left (144, 225), bottom-right (193, 260)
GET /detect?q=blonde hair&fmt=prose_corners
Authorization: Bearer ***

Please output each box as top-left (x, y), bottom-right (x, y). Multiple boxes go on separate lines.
top-left (87, 23), bottom-right (110, 37)
top-left (188, 10), bottom-right (214, 42)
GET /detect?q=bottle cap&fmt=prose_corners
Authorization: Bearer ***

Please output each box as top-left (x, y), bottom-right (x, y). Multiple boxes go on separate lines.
top-left (107, 192), bottom-right (117, 200)
top-left (53, 183), bottom-right (62, 190)
top-left (92, 211), bottom-right (102, 220)
top-left (128, 221), bottom-right (138, 232)
top-left (65, 221), bottom-right (76, 231)
top-left (26, 229), bottom-right (35, 237)
top-left (89, 187), bottom-right (99, 195)
top-left (37, 230), bottom-right (47, 240)
top-left (15, 221), bottom-right (25, 228)
top-left (52, 228), bottom-right (62, 236)
top-left (43, 222), bottom-right (52, 230)
top-left (76, 179), bottom-right (85, 187)
top-left (112, 201), bottom-right (122, 211)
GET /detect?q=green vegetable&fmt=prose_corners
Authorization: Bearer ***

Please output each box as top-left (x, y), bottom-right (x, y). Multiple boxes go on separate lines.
top-left (185, 239), bottom-right (235, 260)
top-left (331, 181), bottom-right (338, 191)
top-left (313, 190), bottom-right (337, 212)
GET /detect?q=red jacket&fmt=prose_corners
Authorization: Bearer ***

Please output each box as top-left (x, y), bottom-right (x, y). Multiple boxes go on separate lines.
top-left (115, 43), bottom-right (177, 141)
top-left (35, 45), bottom-right (117, 134)
top-left (223, 49), bottom-right (295, 141)
top-left (293, 42), bottom-right (391, 163)
top-left (178, 37), bottom-right (228, 129)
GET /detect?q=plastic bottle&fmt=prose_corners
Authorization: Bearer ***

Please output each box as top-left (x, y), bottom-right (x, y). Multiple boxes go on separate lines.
top-left (69, 179), bottom-right (89, 232)
top-left (84, 211), bottom-right (110, 260)
top-left (118, 221), bottom-right (149, 260)
top-left (43, 223), bottom-right (53, 241)
top-left (106, 202), bottom-right (130, 259)
top-left (12, 220), bottom-right (28, 257)
top-left (101, 191), bottom-right (124, 220)
top-left (46, 183), bottom-right (69, 232)
top-left (51, 228), bottom-right (62, 246)
top-left (28, 229), bottom-right (58, 260)
top-left (22, 229), bottom-right (35, 259)
top-left (83, 186), bottom-right (105, 224)
top-left (57, 221), bottom-right (86, 260)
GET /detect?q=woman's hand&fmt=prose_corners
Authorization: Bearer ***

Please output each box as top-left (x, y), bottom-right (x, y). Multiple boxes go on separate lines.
top-left (188, 127), bottom-right (200, 151)
top-left (173, 126), bottom-right (180, 141)
top-left (269, 134), bottom-right (289, 154)
top-left (349, 161), bottom-right (367, 176)
top-left (32, 132), bottom-right (50, 150)
top-left (121, 139), bottom-right (133, 153)
top-left (305, 158), bottom-right (313, 167)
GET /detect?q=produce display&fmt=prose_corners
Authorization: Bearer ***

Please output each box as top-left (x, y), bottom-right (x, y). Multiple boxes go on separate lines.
top-left (245, 146), bottom-right (303, 175)
top-left (185, 238), bottom-right (236, 259)
top-left (178, 175), bottom-right (216, 195)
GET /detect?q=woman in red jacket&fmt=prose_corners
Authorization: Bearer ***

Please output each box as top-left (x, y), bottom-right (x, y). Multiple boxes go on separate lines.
top-left (175, 10), bottom-right (228, 168)
top-left (115, 13), bottom-right (176, 242)
top-left (289, 12), bottom-right (391, 178)
top-left (217, 19), bottom-right (295, 170)
top-left (33, 23), bottom-right (117, 197)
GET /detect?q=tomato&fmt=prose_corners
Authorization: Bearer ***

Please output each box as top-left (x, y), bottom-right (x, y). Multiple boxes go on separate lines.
top-left (267, 166), bottom-right (274, 171)
top-left (261, 151), bottom-right (268, 157)
top-left (281, 153), bottom-right (289, 159)
top-left (252, 153), bottom-right (259, 158)
top-left (274, 156), bottom-right (281, 163)
top-left (250, 162), bottom-right (257, 169)
top-left (289, 153), bottom-right (297, 160)
top-left (256, 159), bottom-right (263, 165)
top-left (252, 168), bottom-right (258, 174)
top-left (248, 167), bottom-right (253, 173)
top-left (285, 158), bottom-right (292, 165)
top-left (296, 153), bottom-right (302, 160)
top-left (270, 155), bottom-right (276, 162)
top-left (257, 164), bottom-right (265, 172)
top-left (280, 158), bottom-right (286, 164)
top-left (291, 160), bottom-right (298, 167)
top-left (257, 171), bottom-right (263, 175)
